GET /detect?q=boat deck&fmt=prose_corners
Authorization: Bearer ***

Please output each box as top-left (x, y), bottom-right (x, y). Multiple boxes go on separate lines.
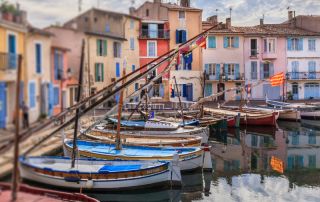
top-left (204, 107), bottom-right (270, 117)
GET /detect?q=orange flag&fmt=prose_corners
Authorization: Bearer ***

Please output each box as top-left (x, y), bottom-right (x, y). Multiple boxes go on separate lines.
top-left (270, 156), bottom-right (283, 174)
top-left (170, 80), bottom-right (174, 97)
top-left (270, 72), bottom-right (284, 87)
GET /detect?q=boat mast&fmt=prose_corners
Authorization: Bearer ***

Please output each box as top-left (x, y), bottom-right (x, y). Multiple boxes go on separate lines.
top-left (173, 76), bottom-right (185, 126)
top-left (71, 39), bottom-right (85, 168)
top-left (145, 77), bottom-right (148, 122)
top-left (116, 57), bottom-right (127, 150)
top-left (11, 55), bottom-right (22, 201)
top-left (201, 70), bottom-right (206, 118)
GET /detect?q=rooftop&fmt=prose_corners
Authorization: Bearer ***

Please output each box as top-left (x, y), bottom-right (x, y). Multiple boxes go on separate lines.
top-left (27, 23), bottom-right (54, 36)
top-left (160, 3), bottom-right (202, 12)
top-left (85, 30), bottom-right (127, 41)
top-left (51, 44), bottom-right (71, 52)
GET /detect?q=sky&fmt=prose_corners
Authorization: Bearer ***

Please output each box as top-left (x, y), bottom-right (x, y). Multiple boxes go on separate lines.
top-left (6, 0), bottom-right (320, 28)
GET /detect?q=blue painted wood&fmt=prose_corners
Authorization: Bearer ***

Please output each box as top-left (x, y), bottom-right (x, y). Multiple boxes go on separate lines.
top-left (187, 84), bottom-right (193, 101)
top-left (236, 83), bottom-right (242, 100)
top-left (132, 65), bottom-right (135, 72)
top-left (205, 83), bottom-right (212, 96)
top-left (208, 36), bottom-right (216, 48)
top-left (292, 83), bottom-right (299, 100)
top-left (224, 64), bottom-right (228, 79)
top-left (53, 87), bottom-right (60, 106)
top-left (116, 62), bottom-right (120, 77)
top-left (292, 61), bottom-right (299, 79)
top-left (187, 62), bottom-right (191, 70)
top-left (308, 61), bottom-right (316, 79)
top-left (119, 43), bottom-right (121, 58)
top-left (270, 62), bottom-right (274, 76)
top-left (130, 37), bottom-right (134, 50)
top-left (223, 36), bottom-right (227, 48)
top-left (260, 62), bottom-right (264, 79)
top-left (176, 30), bottom-right (179, 44)
top-left (205, 64), bottom-right (209, 75)
top-left (216, 63), bottom-right (220, 80)
top-left (135, 83), bottom-right (139, 102)
top-left (115, 86), bottom-right (120, 101)
top-left (0, 82), bottom-right (6, 128)
top-left (29, 82), bottom-right (36, 109)
top-left (159, 84), bottom-right (164, 98)
top-left (36, 44), bottom-right (41, 73)
top-left (263, 84), bottom-right (280, 99)
top-left (182, 30), bottom-right (187, 43)
top-left (235, 36), bottom-right (239, 48)
top-left (235, 63), bottom-right (239, 79)
top-left (287, 38), bottom-right (292, 51)
top-left (304, 83), bottom-right (320, 99)
top-left (299, 38), bottom-right (303, 51)
top-left (148, 86), bottom-right (153, 98)
top-left (106, 24), bottom-right (110, 32)
top-left (182, 84), bottom-right (187, 97)
top-left (60, 53), bottom-right (64, 72)
top-left (48, 82), bottom-right (53, 116)
top-left (54, 53), bottom-right (59, 80)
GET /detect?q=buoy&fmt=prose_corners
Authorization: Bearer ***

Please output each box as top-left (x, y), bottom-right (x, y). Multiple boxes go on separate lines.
top-left (202, 144), bottom-right (212, 172)
top-left (86, 177), bottom-right (94, 189)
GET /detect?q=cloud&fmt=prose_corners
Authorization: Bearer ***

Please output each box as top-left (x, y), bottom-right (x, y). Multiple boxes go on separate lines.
top-left (4, 0), bottom-right (320, 28)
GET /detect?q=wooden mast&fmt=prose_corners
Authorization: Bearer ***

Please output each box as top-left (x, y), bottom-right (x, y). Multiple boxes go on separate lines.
top-left (71, 39), bottom-right (85, 168)
top-left (116, 57), bottom-right (127, 150)
top-left (201, 70), bottom-right (206, 118)
top-left (173, 76), bottom-right (185, 126)
top-left (11, 55), bottom-right (22, 201)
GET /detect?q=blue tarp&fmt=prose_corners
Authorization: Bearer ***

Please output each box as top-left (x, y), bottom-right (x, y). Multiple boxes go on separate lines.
top-left (99, 164), bottom-right (142, 172)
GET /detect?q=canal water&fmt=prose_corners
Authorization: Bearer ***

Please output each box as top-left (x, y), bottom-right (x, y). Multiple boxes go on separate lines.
top-left (2, 120), bottom-right (320, 201)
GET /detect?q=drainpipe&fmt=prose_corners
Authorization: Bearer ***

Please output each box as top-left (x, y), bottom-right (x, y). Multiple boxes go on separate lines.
top-left (123, 16), bottom-right (128, 39)
top-left (87, 35), bottom-right (91, 100)
top-left (243, 35), bottom-right (246, 95)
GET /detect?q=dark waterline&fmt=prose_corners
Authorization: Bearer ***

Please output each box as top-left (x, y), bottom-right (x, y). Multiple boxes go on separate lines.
top-left (2, 120), bottom-right (320, 201)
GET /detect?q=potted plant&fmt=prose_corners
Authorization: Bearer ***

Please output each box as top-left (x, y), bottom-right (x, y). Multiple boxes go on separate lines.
top-left (154, 93), bottom-right (159, 97)
top-left (1, 1), bottom-right (15, 22)
top-left (13, 9), bottom-right (20, 23)
top-left (287, 91), bottom-right (293, 100)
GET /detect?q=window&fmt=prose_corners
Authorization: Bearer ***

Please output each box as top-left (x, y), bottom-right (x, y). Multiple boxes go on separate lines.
top-left (146, 9), bottom-right (149, 17)
top-left (251, 135), bottom-right (258, 147)
top-left (29, 82), bottom-right (36, 109)
top-left (53, 86), bottom-right (59, 106)
top-left (174, 84), bottom-right (182, 97)
top-left (292, 38), bottom-right (299, 50)
top-left (250, 39), bottom-right (257, 56)
top-left (263, 63), bottom-right (270, 78)
top-left (153, 84), bottom-right (160, 97)
top-left (176, 30), bottom-right (187, 44)
top-left (209, 64), bottom-right (216, 75)
top-left (132, 65), bottom-right (135, 72)
top-left (251, 61), bottom-right (257, 79)
top-left (116, 62), bottom-right (120, 77)
top-left (308, 61), bottom-right (316, 79)
top-left (147, 64), bottom-right (157, 77)
top-left (309, 39), bottom-right (316, 51)
top-left (130, 19), bottom-right (134, 29)
top-left (228, 64), bottom-right (235, 76)
top-left (269, 39), bottom-right (275, 52)
top-left (147, 41), bottom-right (156, 57)
top-left (95, 63), bottom-right (104, 82)
top-left (130, 37), bottom-right (134, 50)
top-left (84, 17), bottom-right (88, 22)
top-left (309, 155), bottom-right (316, 167)
top-left (54, 52), bottom-right (63, 80)
top-left (74, 87), bottom-right (78, 102)
top-left (113, 42), bottom-right (121, 58)
top-left (292, 83), bottom-right (298, 95)
top-left (264, 39), bottom-right (267, 52)
top-left (227, 37), bottom-right (234, 48)
top-left (35, 43), bottom-right (41, 73)
top-left (97, 39), bottom-right (107, 56)
top-left (178, 11), bottom-right (186, 19)
top-left (208, 36), bottom-right (216, 48)
top-left (94, 17), bottom-right (97, 23)
top-left (292, 61), bottom-right (299, 79)
top-left (106, 24), bottom-right (110, 32)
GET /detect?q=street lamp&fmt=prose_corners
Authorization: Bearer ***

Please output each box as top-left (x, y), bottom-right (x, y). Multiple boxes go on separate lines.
top-left (218, 71), bottom-right (226, 105)
top-left (284, 72), bottom-right (290, 102)
top-left (59, 67), bottom-right (73, 124)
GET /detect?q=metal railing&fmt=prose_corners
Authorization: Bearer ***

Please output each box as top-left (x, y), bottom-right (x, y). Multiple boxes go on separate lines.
top-left (206, 73), bottom-right (245, 80)
top-left (263, 71), bottom-right (270, 79)
top-left (287, 72), bottom-right (320, 80)
top-left (249, 49), bottom-right (258, 57)
top-left (235, 73), bottom-right (245, 80)
top-left (0, 52), bottom-right (18, 71)
top-left (251, 72), bottom-right (258, 79)
top-left (139, 29), bottom-right (170, 39)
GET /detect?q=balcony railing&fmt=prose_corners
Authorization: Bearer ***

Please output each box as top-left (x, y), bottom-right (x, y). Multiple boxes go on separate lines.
top-left (251, 72), bottom-right (258, 79)
top-left (206, 73), bottom-right (245, 81)
top-left (0, 52), bottom-right (18, 71)
top-left (249, 49), bottom-right (258, 57)
top-left (287, 72), bottom-right (320, 80)
top-left (139, 29), bottom-right (170, 39)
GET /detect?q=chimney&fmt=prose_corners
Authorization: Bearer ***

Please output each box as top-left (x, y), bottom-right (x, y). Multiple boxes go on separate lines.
top-left (153, 0), bottom-right (161, 19)
top-left (288, 11), bottom-right (293, 20)
top-left (129, 7), bottom-right (136, 16)
top-left (260, 19), bottom-right (264, 26)
top-left (180, 0), bottom-right (190, 7)
top-left (206, 15), bottom-right (217, 25)
top-left (226, 18), bottom-right (231, 31)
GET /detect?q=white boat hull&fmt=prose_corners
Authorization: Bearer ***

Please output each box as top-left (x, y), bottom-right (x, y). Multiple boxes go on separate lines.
top-left (300, 111), bottom-right (320, 120)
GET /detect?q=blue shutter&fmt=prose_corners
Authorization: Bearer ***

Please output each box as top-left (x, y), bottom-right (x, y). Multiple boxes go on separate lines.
top-left (224, 64), bottom-right (228, 79)
top-left (159, 84), bottom-right (164, 97)
top-left (205, 83), bottom-right (213, 96)
top-left (115, 86), bottom-right (120, 101)
top-left (299, 156), bottom-right (304, 167)
top-left (287, 38), bottom-right (292, 51)
top-left (60, 54), bottom-right (64, 73)
top-left (48, 82), bottom-right (53, 116)
top-left (216, 63), bottom-right (220, 80)
top-left (208, 36), bottom-right (216, 48)
top-left (205, 64), bottom-right (209, 75)
top-left (0, 82), bottom-right (6, 128)
top-left (208, 83), bottom-right (213, 95)
top-left (287, 157), bottom-right (293, 170)
top-left (187, 62), bottom-right (192, 70)
top-left (116, 62), bottom-right (120, 77)
top-left (223, 36), bottom-right (228, 48)
top-left (132, 65), bottom-right (135, 72)
top-left (270, 62), bottom-right (274, 77)
top-left (176, 30), bottom-right (180, 44)
top-left (299, 38), bottom-right (303, 51)
top-left (29, 82), bottom-right (36, 109)
top-left (119, 43), bottom-right (122, 58)
top-left (135, 83), bottom-right (139, 102)
top-left (260, 136), bottom-right (264, 147)
top-left (36, 44), bottom-right (41, 73)
top-left (182, 84), bottom-right (187, 97)
top-left (260, 62), bottom-right (264, 79)
top-left (235, 36), bottom-right (239, 48)
top-left (54, 53), bottom-right (58, 80)
top-left (130, 37), bottom-right (134, 50)
top-left (171, 85), bottom-right (175, 98)
top-left (235, 63), bottom-right (239, 79)
top-left (54, 87), bottom-right (59, 106)
top-left (20, 81), bottom-right (24, 105)
top-left (182, 30), bottom-right (187, 43)
top-left (148, 87), bottom-right (153, 97)
top-left (106, 24), bottom-right (110, 32)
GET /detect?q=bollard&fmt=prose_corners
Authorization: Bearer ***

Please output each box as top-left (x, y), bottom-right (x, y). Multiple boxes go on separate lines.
top-left (170, 151), bottom-right (182, 187)
top-left (202, 144), bottom-right (212, 172)
top-left (61, 130), bottom-right (69, 157)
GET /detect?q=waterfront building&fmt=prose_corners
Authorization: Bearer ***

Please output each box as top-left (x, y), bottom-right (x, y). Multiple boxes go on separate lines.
top-left (0, 6), bottom-right (27, 129)
top-left (130, 0), bottom-right (203, 101)
top-left (202, 16), bottom-right (245, 101)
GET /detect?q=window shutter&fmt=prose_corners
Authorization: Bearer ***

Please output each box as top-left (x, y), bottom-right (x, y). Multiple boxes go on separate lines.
top-left (208, 36), bottom-right (215, 48)
top-left (48, 82), bottom-right (53, 116)
top-left (54, 53), bottom-right (58, 80)
top-left (36, 44), bottom-right (41, 73)
top-left (223, 36), bottom-right (228, 48)
top-left (171, 86), bottom-right (175, 98)
top-left (106, 24), bottom-right (110, 32)
top-left (205, 64), bottom-right (209, 75)
top-left (135, 83), bottom-right (139, 101)
top-left (60, 53), bottom-right (64, 72)
top-left (235, 63), bottom-right (240, 79)
top-left (182, 84), bottom-right (187, 97)
top-left (270, 62), bottom-right (274, 76)
top-left (130, 37), bottom-right (134, 50)
top-left (260, 62), bottom-right (264, 79)
top-left (148, 87), bottom-right (153, 97)
top-left (216, 63), bottom-right (220, 80)
top-left (102, 63), bottom-right (104, 82)
top-left (103, 40), bottom-right (107, 56)
top-left (182, 30), bottom-right (187, 43)
top-left (130, 20), bottom-right (134, 29)
top-left (116, 62), bottom-right (120, 77)
top-left (95, 63), bottom-right (98, 81)
top-left (132, 65), bottom-right (135, 72)
top-left (176, 30), bottom-right (180, 44)
top-left (235, 36), bottom-right (239, 48)
top-left (299, 38), bottom-right (303, 51)
top-left (224, 63), bottom-right (228, 79)
top-left (119, 43), bottom-right (122, 58)
top-left (187, 62), bottom-right (192, 70)
top-left (175, 64), bottom-right (178, 70)
top-left (287, 38), bottom-right (292, 51)
top-left (159, 84), bottom-right (164, 97)
top-left (213, 36), bottom-right (216, 48)
top-left (29, 82), bottom-right (35, 108)
top-left (96, 39), bottom-right (100, 55)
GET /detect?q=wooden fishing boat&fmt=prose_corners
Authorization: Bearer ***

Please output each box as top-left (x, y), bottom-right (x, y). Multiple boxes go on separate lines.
top-left (82, 129), bottom-right (202, 147)
top-left (19, 156), bottom-right (181, 191)
top-left (266, 99), bottom-right (320, 120)
top-left (203, 106), bottom-right (277, 126)
top-left (63, 139), bottom-right (204, 172)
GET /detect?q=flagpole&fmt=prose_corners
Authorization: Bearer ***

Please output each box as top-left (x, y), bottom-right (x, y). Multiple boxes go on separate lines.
top-left (173, 76), bottom-right (185, 127)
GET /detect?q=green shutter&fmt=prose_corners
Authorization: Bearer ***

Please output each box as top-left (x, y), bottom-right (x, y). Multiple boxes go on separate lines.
top-left (102, 63), bottom-right (104, 81)
top-left (95, 63), bottom-right (98, 81)
top-left (96, 39), bottom-right (100, 56)
top-left (104, 40), bottom-right (107, 56)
